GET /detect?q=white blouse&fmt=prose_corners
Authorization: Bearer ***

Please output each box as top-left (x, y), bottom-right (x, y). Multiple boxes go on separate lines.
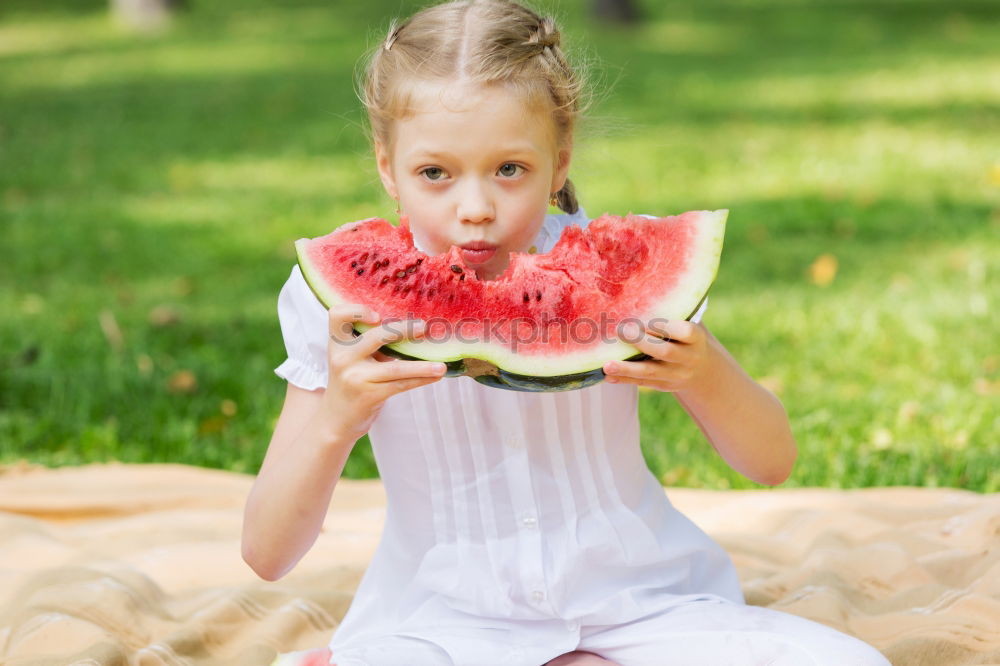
top-left (274, 208), bottom-right (743, 657)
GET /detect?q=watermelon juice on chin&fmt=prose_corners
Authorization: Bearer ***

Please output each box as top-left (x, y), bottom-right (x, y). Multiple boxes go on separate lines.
top-left (294, 209), bottom-right (727, 392)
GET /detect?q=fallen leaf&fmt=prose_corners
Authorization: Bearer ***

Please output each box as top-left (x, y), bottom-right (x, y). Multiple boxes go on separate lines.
top-left (989, 163), bottom-right (1000, 187)
top-left (974, 378), bottom-right (999, 396)
top-left (136, 354), bottom-right (154, 376)
top-left (167, 369), bottom-right (197, 394)
top-left (148, 305), bottom-right (181, 327)
top-left (896, 400), bottom-right (920, 425)
top-left (808, 253), bottom-right (838, 287)
top-left (660, 466), bottom-right (692, 486)
top-left (99, 308), bottom-right (124, 352)
top-left (198, 416), bottom-right (227, 435)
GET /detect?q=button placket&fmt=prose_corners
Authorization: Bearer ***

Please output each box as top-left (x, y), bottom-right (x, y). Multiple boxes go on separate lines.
top-left (502, 429), bottom-right (549, 610)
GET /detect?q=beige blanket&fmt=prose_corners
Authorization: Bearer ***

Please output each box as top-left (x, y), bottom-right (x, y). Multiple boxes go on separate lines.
top-left (0, 463), bottom-right (997, 665)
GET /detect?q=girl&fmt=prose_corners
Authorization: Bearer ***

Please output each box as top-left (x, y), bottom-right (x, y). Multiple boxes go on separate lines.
top-left (243, 1), bottom-right (892, 664)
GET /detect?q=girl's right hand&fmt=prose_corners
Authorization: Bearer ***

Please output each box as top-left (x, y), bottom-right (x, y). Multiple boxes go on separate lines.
top-left (322, 304), bottom-right (447, 443)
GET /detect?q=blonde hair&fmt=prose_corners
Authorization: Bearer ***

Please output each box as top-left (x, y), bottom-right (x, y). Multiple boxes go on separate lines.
top-left (356, 0), bottom-right (590, 214)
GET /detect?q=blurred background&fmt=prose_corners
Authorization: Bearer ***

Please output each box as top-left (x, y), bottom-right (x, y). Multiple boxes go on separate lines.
top-left (1, 0), bottom-right (997, 490)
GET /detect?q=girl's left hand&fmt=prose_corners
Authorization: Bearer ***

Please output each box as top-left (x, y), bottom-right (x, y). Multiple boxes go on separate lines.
top-left (602, 319), bottom-right (714, 392)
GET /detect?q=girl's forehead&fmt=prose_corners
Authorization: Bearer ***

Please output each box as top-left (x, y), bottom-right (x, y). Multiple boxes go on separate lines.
top-left (387, 80), bottom-right (560, 157)
top-left (404, 79), bottom-right (548, 120)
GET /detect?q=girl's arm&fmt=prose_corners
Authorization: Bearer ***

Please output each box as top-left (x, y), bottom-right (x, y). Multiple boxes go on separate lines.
top-left (603, 321), bottom-right (797, 486)
top-left (672, 325), bottom-right (797, 486)
top-left (242, 306), bottom-right (446, 581)
top-left (241, 383), bottom-right (355, 581)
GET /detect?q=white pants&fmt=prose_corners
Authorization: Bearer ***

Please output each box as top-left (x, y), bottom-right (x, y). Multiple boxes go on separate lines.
top-left (282, 596), bottom-right (891, 666)
top-left (574, 596), bottom-right (891, 666)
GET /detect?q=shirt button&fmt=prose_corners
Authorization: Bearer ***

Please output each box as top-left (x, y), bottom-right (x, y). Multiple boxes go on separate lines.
top-left (521, 513), bottom-right (538, 529)
top-left (531, 589), bottom-right (546, 603)
top-left (504, 432), bottom-right (523, 449)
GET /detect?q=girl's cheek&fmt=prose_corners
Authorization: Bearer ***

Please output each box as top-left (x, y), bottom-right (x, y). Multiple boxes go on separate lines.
top-left (421, 231), bottom-right (454, 255)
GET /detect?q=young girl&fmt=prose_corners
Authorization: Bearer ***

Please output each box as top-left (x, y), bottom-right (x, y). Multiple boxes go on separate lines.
top-left (243, 1), bottom-right (892, 664)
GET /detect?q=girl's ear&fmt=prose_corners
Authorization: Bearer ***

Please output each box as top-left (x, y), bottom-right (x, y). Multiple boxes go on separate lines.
top-left (374, 140), bottom-right (399, 200)
top-left (551, 138), bottom-right (573, 193)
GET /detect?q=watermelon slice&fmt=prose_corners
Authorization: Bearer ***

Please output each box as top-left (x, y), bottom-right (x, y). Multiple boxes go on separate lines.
top-left (270, 647), bottom-right (333, 666)
top-left (295, 209), bottom-right (727, 392)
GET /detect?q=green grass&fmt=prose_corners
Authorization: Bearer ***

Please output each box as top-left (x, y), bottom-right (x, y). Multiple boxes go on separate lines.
top-left (1, 0), bottom-right (997, 490)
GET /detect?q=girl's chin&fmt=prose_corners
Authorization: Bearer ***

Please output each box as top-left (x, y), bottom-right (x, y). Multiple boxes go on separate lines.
top-left (474, 266), bottom-right (500, 282)
top-left (474, 259), bottom-right (509, 282)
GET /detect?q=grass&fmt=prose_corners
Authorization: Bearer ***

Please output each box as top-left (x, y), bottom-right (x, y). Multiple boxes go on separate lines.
top-left (0, 0), bottom-right (997, 490)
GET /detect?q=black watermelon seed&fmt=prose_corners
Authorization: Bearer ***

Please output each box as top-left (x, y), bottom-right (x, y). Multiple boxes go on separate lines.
top-left (450, 264), bottom-right (463, 273)
top-left (522, 293), bottom-right (529, 303)
top-left (382, 259), bottom-right (390, 268)
top-left (416, 258), bottom-right (423, 264)
top-left (350, 227), bottom-right (358, 232)
top-left (350, 261), bottom-right (357, 268)
top-left (356, 268), bottom-right (364, 276)
top-left (459, 274), bottom-right (465, 281)
top-left (536, 290), bottom-right (542, 301)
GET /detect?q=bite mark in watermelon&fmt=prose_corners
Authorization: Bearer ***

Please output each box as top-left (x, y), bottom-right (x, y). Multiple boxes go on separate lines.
top-left (295, 210), bottom-right (727, 392)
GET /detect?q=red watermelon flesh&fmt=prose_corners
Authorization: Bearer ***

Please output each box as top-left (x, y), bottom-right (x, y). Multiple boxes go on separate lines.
top-left (296, 210), bottom-right (727, 382)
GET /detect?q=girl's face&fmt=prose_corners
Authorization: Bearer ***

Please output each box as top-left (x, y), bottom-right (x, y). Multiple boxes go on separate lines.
top-left (375, 81), bottom-right (572, 281)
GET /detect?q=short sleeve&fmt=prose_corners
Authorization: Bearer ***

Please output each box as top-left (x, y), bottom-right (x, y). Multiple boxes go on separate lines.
top-left (536, 206), bottom-right (590, 253)
top-left (274, 264), bottom-right (330, 390)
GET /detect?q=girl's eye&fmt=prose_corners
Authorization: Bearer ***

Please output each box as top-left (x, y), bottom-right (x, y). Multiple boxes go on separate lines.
top-left (421, 167), bottom-right (445, 181)
top-left (498, 163), bottom-right (523, 178)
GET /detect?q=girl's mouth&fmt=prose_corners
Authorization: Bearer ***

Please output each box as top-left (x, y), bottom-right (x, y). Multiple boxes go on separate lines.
top-left (459, 243), bottom-right (498, 265)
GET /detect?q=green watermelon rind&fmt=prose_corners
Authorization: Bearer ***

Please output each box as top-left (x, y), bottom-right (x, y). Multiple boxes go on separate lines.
top-left (296, 209), bottom-right (727, 391)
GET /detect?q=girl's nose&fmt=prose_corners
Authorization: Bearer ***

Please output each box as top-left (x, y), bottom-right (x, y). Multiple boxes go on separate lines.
top-left (457, 180), bottom-right (495, 224)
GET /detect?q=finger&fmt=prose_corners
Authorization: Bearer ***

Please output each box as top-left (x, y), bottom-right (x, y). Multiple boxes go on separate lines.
top-left (603, 374), bottom-right (674, 392)
top-left (349, 318), bottom-right (430, 363)
top-left (645, 318), bottom-right (699, 344)
top-left (603, 358), bottom-right (674, 382)
top-left (328, 304), bottom-right (380, 345)
top-left (617, 324), bottom-right (680, 363)
top-left (367, 356), bottom-right (448, 382)
top-left (372, 374), bottom-right (446, 400)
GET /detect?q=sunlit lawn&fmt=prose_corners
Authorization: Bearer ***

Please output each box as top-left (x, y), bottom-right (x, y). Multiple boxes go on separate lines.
top-left (1, 0), bottom-right (997, 490)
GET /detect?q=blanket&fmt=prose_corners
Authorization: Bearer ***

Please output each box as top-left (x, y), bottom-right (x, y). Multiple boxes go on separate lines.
top-left (1, 463), bottom-right (997, 665)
